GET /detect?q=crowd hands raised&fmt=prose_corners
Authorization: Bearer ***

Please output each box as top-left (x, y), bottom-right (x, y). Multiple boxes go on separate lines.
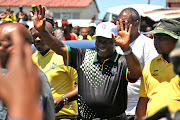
top-left (0, 4), bottom-right (179, 120)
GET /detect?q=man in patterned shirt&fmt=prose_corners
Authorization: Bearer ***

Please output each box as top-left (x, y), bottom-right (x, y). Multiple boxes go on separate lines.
top-left (32, 5), bottom-right (142, 120)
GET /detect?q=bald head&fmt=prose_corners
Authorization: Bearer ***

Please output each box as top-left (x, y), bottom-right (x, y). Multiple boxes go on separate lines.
top-left (0, 23), bottom-right (32, 44)
top-left (0, 23), bottom-right (33, 68)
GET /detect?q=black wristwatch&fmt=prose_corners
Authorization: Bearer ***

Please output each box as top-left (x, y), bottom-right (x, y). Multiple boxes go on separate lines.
top-left (62, 95), bottom-right (69, 105)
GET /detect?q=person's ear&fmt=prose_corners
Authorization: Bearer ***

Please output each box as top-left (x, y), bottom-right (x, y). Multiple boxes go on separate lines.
top-left (134, 20), bottom-right (139, 28)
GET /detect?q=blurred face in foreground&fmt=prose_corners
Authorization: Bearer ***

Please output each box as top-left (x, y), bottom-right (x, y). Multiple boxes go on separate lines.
top-left (95, 36), bottom-right (115, 61)
top-left (0, 23), bottom-right (32, 68)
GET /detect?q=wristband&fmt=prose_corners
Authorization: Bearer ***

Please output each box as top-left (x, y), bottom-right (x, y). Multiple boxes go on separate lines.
top-left (62, 95), bottom-right (69, 105)
top-left (123, 47), bottom-right (132, 55)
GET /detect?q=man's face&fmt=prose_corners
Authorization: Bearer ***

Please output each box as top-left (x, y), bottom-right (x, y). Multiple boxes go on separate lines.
top-left (31, 28), bottom-right (49, 52)
top-left (0, 28), bottom-right (13, 68)
top-left (62, 24), bottom-right (69, 34)
top-left (88, 27), bottom-right (96, 36)
top-left (154, 33), bottom-right (177, 55)
top-left (95, 36), bottom-right (115, 60)
top-left (73, 26), bottom-right (80, 35)
top-left (81, 28), bottom-right (88, 39)
top-left (118, 11), bottom-right (137, 37)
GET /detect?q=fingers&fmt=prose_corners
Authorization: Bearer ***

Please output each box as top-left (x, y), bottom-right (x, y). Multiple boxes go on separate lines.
top-left (39, 5), bottom-right (42, 16)
top-left (31, 10), bottom-right (35, 15)
top-left (120, 19), bottom-right (124, 31)
top-left (41, 7), bottom-right (45, 20)
top-left (116, 21), bottom-right (120, 32)
top-left (7, 32), bottom-right (25, 70)
top-left (23, 43), bottom-right (33, 75)
top-left (34, 5), bottom-right (45, 20)
top-left (116, 19), bottom-right (132, 32)
top-left (125, 20), bottom-right (128, 31)
top-left (128, 24), bottom-right (132, 34)
top-left (35, 6), bottom-right (39, 16)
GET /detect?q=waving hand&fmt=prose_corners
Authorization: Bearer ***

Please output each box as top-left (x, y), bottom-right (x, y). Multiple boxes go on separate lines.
top-left (31, 5), bottom-right (46, 32)
top-left (115, 19), bottom-right (132, 51)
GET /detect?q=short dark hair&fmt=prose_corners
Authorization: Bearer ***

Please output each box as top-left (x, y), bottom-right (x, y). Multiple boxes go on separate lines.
top-left (121, 7), bottom-right (141, 22)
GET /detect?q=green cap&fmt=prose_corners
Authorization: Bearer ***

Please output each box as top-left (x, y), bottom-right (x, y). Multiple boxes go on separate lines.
top-left (31, 4), bottom-right (35, 8)
top-left (144, 19), bottom-right (180, 39)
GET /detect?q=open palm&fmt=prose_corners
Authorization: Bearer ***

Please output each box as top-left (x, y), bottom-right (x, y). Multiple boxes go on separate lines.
top-left (115, 19), bottom-right (132, 50)
top-left (32, 5), bottom-right (46, 32)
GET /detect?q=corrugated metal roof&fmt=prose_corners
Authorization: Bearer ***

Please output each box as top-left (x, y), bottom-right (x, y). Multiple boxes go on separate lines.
top-left (0, 0), bottom-right (93, 7)
top-left (167, 0), bottom-right (180, 3)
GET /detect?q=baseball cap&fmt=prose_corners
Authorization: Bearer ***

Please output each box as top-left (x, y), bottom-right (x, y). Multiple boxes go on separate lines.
top-left (19, 6), bottom-right (23, 8)
top-left (94, 22), bottom-right (117, 38)
top-left (62, 21), bottom-right (68, 25)
top-left (31, 4), bottom-right (35, 8)
top-left (144, 19), bottom-right (180, 39)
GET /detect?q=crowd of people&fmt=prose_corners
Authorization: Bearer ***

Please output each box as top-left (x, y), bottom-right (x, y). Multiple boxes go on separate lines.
top-left (0, 4), bottom-right (179, 120)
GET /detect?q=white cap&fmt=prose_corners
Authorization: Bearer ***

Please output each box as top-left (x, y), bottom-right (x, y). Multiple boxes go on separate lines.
top-left (94, 22), bottom-right (117, 38)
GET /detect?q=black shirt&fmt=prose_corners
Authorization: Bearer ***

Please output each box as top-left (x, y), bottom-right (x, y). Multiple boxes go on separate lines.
top-left (68, 46), bottom-right (129, 119)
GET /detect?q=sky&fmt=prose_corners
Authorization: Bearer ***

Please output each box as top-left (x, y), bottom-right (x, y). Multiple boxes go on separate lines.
top-left (96, 0), bottom-right (166, 19)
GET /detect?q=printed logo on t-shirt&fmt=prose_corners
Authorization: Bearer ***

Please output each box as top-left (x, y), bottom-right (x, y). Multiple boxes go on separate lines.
top-left (111, 65), bottom-right (117, 75)
top-left (152, 70), bottom-right (158, 76)
top-left (50, 63), bottom-right (56, 69)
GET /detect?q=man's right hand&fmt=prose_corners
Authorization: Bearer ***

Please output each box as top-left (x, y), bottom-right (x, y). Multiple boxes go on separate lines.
top-left (54, 97), bottom-right (65, 113)
top-left (31, 5), bottom-right (46, 32)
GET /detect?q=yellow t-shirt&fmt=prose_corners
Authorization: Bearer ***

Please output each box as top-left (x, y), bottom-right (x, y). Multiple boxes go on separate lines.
top-left (140, 54), bottom-right (180, 117)
top-left (87, 35), bottom-right (96, 40)
top-left (1, 13), bottom-right (16, 21)
top-left (32, 49), bottom-right (78, 116)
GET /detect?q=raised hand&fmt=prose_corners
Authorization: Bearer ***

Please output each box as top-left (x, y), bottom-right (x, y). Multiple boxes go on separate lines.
top-left (115, 19), bottom-right (132, 51)
top-left (0, 24), bottom-right (42, 119)
top-left (31, 5), bottom-right (46, 32)
top-left (18, 13), bottom-right (25, 19)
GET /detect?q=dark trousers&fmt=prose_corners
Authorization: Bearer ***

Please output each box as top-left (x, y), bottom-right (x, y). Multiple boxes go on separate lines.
top-left (55, 115), bottom-right (78, 120)
top-left (81, 112), bottom-right (128, 120)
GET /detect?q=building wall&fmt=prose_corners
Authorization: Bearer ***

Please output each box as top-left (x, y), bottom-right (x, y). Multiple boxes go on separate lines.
top-left (0, 0), bottom-right (99, 20)
top-left (168, 3), bottom-right (180, 8)
top-left (80, 1), bottom-right (98, 19)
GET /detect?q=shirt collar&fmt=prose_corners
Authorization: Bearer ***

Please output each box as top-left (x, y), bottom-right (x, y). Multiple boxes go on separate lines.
top-left (36, 49), bottom-right (53, 57)
top-left (93, 51), bottom-right (119, 63)
top-left (157, 54), bottom-right (172, 65)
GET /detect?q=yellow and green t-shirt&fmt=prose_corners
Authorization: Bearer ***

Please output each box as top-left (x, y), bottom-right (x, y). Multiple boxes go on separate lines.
top-left (32, 49), bottom-right (78, 116)
top-left (140, 54), bottom-right (180, 117)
